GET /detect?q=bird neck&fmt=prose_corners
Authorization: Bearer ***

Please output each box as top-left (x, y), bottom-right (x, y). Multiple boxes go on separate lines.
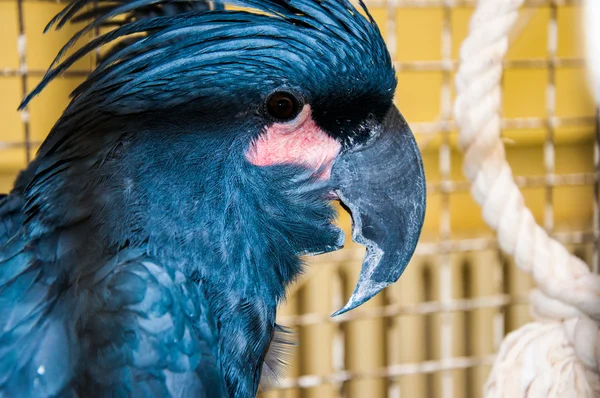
top-left (149, 159), bottom-right (340, 396)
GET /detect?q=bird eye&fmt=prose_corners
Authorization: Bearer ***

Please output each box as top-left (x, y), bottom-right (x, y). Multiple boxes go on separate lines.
top-left (265, 91), bottom-right (301, 122)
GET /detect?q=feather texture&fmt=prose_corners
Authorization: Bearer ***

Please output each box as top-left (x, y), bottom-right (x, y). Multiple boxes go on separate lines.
top-left (259, 324), bottom-right (296, 390)
top-left (1, 0), bottom-right (397, 396)
top-left (0, 240), bottom-right (227, 396)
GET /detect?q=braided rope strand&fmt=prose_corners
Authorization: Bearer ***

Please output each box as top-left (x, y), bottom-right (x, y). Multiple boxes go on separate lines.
top-left (453, 0), bottom-right (600, 396)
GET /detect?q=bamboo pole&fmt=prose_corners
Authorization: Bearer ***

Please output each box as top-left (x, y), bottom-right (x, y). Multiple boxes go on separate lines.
top-left (298, 258), bottom-right (338, 398)
top-left (386, 256), bottom-right (429, 398)
top-left (465, 251), bottom-right (503, 398)
top-left (342, 253), bottom-right (387, 398)
top-left (425, 254), bottom-right (470, 398)
top-left (502, 256), bottom-right (533, 334)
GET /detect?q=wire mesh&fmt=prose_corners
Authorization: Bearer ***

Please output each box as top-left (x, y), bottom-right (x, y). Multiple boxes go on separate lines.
top-left (0, 0), bottom-right (596, 397)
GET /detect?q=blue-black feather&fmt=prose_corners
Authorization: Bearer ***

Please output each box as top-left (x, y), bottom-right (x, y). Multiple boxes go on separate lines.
top-left (2, 0), bottom-right (397, 396)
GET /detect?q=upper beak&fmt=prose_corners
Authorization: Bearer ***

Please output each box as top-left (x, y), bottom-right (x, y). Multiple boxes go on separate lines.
top-left (329, 105), bottom-right (426, 316)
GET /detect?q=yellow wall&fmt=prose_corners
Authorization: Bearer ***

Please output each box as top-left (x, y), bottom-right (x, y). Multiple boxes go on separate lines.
top-left (0, 2), bottom-right (596, 397)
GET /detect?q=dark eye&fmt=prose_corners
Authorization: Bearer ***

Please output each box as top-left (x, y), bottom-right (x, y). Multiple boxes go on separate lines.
top-left (265, 91), bottom-right (301, 122)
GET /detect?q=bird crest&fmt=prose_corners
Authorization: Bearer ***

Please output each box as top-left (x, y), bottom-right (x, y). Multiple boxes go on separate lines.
top-left (21, 0), bottom-right (395, 116)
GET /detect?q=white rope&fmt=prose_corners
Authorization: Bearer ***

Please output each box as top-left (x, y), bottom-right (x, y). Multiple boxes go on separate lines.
top-left (583, 0), bottom-right (600, 105)
top-left (453, 0), bottom-right (600, 396)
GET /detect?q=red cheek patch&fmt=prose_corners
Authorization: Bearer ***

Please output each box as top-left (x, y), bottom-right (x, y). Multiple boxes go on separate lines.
top-left (245, 105), bottom-right (341, 179)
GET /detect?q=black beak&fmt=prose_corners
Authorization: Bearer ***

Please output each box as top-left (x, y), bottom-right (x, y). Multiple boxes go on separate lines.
top-left (330, 105), bottom-right (426, 316)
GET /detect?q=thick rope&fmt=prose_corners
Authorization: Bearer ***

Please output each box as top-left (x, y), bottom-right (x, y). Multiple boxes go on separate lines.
top-left (453, 0), bottom-right (600, 396)
top-left (583, 0), bottom-right (600, 104)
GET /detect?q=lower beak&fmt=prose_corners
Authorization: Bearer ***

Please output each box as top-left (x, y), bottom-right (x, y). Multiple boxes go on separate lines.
top-left (329, 105), bottom-right (426, 316)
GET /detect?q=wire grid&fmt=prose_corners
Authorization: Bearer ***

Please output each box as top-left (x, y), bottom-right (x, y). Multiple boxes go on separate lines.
top-left (0, 0), bottom-right (597, 397)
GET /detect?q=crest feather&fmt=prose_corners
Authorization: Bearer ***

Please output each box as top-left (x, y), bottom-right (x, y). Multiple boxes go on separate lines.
top-left (20, 0), bottom-right (391, 110)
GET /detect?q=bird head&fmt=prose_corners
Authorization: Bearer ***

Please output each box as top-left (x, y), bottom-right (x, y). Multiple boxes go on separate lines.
top-left (21, 0), bottom-right (426, 316)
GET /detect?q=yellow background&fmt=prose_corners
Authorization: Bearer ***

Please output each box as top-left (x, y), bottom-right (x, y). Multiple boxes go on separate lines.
top-left (0, 1), bottom-right (596, 397)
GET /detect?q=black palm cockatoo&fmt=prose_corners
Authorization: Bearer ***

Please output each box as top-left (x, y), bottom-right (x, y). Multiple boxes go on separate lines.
top-left (0, 0), bottom-right (426, 396)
